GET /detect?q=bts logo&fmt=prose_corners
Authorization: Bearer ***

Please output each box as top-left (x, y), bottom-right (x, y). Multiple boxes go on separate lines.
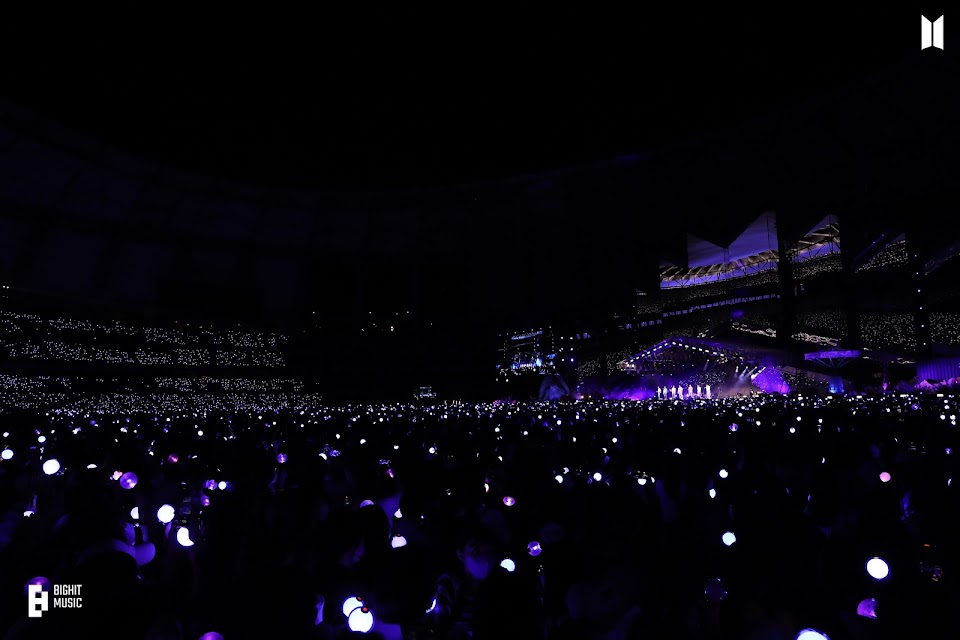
top-left (922, 15), bottom-right (944, 50)
top-left (27, 584), bottom-right (49, 618)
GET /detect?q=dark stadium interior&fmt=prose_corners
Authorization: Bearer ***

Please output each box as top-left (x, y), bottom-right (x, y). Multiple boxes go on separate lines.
top-left (1, 10), bottom-right (959, 640)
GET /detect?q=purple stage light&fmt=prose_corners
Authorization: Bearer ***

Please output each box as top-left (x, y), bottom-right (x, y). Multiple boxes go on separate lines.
top-left (729, 423), bottom-right (738, 432)
top-left (198, 633), bottom-right (224, 640)
top-left (752, 366), bottom-right (791, 394)
top-left (795, 630), bottom-right (829, 640)
top-left (167, 454), bottom-right (178, 464)
top-left (880, 472), bottom-right (891, 483)
top-left (391, 535), bottom-right (407, 549)
top-left (503, 496), bottom-right (516, 506)
top-left (200, 494), bottom-right (211, 507)
top-left (528, 541), bottom-right (542, 557)
top-left (119, 472), bottom-right (138, 490)
top-left (722, 532), bottom-right (736, 546)
top-left (1, 448), bottom-right (12, 460)
top-left (857, 598), bottom-right (878, 619)
top-left (500, 558), bottom-right (516, 572)
top-left (205, 479), bottom-right (217, 491)
top-left (804, 349), bottom-right (860, 360)
top-left (42, 459), bottom-right (60, 475)
top-left (277, 453), bottom-right (287, 463)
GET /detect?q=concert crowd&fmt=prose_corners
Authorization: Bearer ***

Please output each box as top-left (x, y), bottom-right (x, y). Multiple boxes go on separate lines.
top-left (0, 393), bottom-right (957, 639)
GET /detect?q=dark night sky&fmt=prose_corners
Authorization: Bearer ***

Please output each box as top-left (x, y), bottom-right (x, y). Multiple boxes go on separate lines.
top-left (3, 8), bottom-right (936, 190)
top-left (0, 8), bottom-right (954, 335)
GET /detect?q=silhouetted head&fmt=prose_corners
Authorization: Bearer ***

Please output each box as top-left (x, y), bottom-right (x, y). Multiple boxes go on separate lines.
top-left (457, 525), bottom-right (498, 581)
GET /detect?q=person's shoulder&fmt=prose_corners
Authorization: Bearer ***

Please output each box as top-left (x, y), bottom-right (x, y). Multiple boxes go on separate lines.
top-left (436, 571), bottom-right (459, 586)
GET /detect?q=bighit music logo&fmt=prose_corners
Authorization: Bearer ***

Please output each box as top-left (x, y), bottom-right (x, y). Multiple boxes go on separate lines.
top-left (27, 584), bottom-right (83, 618)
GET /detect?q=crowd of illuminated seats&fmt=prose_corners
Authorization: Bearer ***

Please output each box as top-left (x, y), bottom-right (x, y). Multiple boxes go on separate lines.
top-left (635, 298), bottom-right (662, 316)
top-left (931, 312), bottom-right (960, 346)
top-left (792, 252), bottom-right (842, 279)
top-left (59, 391), bottom-right (326, 416)
top-left (663, 326), bottom-right (704, 340)
top-left (732, 312), bottom-right (779, 330)
top-left (133, 349), bottom-right (174, 366)
top-left (797, 310), bottom-right (848, 337)
top-left (0, 310), bottom-right (287, 369)
top-left (779, 368), bottom-right (830, 393)
top-left (605, 348), bottom-right (633, 373)
top-left (860, 313), bottom-right (917, 350)
top-left (661, 268), bottom-right (779, 307)
top-left (855, 239), bottom-right (910, 273)
top-left (663, 295), bottom-right (780, 320)
top-left (152, 377), bottom-right (305, 393)
top-left (0, 374), bottom-right (73, 413)
top-left (575, 357), bottom-right (602, 379)
top-left (0, 372), bottom-right (318, 416)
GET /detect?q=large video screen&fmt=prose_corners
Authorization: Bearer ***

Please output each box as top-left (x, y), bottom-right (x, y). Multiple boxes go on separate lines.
top-left (497, 329), bottom-right (555, 376)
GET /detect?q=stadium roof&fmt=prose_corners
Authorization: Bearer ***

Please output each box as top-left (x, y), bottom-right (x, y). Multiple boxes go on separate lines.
top-left (661, 249), bottom-right (779, 282)
top-left (793, 216), bottom-right (841, 255)
top-left (2, 9), bottom-right (933, 191)
top-left (686, 212), bottom-right (779, 269)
